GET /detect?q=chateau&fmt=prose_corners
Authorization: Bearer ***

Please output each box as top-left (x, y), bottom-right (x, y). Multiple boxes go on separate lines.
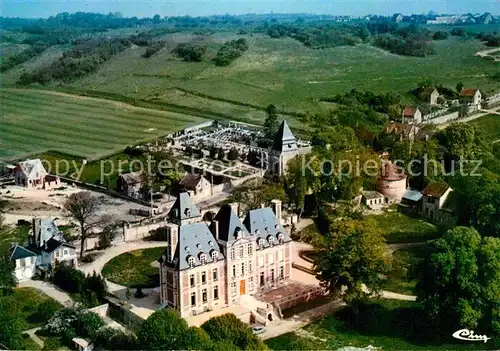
top-left (158, 193), bottom-right (293, 317)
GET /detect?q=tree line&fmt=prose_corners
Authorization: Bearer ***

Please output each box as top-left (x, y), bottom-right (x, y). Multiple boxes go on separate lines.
top-left (215, 38), bottom-right (249, 66)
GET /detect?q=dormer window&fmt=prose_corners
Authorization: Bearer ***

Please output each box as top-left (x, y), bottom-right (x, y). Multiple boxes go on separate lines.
top-left (208, 241), bottom-right (214, 247)
top-left (235, 227), bottom-right (243, 239)
top-left (211, 250), bottom-right (218, 261)
top-left (185, 208), bottom-right (191, 217)
top-left (265, 227), bottom-right (270, 233)
top-left (257, 238), bottom-right (264, 249)
top-left (196, 243), bottom-right (201, 250)
top-left (199, 253), bottom-right (207, 265)
top-left (187, 255), bottom-right (195, 268)
top-left (268, 236), bottom-right (275, 246)
top-left (277, 233), bottom-right (284, 244)
top-left (185, 246), bottom-right (190, 253)
top-left (254, 229), bottom-right (260, 236)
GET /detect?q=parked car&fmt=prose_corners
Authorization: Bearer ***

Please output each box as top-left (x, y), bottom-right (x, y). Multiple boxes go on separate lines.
top-left (251, 327), bottom-right (266, 335)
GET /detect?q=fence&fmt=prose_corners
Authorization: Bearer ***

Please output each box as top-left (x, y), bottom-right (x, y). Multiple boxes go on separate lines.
top-left (274, 286), bottom-right (326, 311)
top-left (122, 216), bottom-right (169, 242)
top-left (422, 111), bottom-right (459, 125)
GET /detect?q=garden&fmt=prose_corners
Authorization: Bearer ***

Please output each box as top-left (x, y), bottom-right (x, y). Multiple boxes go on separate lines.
top-left (102, 247), bottom-right (166, 288)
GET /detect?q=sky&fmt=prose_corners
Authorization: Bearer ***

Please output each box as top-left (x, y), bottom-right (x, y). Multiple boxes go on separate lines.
top-left (1, 0), bottom-right (499, 19)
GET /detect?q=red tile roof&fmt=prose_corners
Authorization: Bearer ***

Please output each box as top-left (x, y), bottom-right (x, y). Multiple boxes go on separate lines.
top-left (380, 161), bottom-right (407, 181)
top-left (459, 88), bottom-right (478, 97)
top-left (423, 181), bottom-right (450, 198)
top-left (403, 105), bottom-right (418, 117)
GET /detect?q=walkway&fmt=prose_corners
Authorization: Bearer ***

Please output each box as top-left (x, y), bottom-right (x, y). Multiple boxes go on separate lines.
top-left (18, 280), bottom-right (74, 307)
top-left (24, 327), bottom-right (44, 348)
top-left (78, 240), bottom-right (168, 293)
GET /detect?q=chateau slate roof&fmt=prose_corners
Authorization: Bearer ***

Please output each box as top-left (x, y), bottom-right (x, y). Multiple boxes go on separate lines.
top-left (272, 121), bottom-right (298, 152)
top-left (168, 192), bottom-right (201, 221)
top-left (10, 245), bottom-right (37, 261)
top-left (243, 208), bottom-right (291, 249)
top-left (212, 205), bottom-right (249, 244)
top-left (174, 222), bottom-right (224, 270)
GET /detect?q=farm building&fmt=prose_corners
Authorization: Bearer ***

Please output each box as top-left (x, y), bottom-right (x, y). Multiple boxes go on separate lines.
top-left (422, 181), bottom-right (454, 222)
top-left (402, 106), bottom-right (422, 124)
top-left (117, 171), bottom-right (147, 199)
top-left (378, 161), bottom-right (407, 203)
top-left (179, 173), bottom-right (212, 201)
top-left (459, 88), bottom-right (482, 107)
top-left (420, 87), bottom-right (440, 105)
top-left (362, 190), bottom-right (386, 209)
top-left (11, 159), bottom-right (60, 189)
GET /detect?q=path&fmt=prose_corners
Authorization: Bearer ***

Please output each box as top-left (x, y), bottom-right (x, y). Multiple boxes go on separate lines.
top-left (18, 280), bottom-right (74, 307)
top-left (479, 108), bottom-right (500, 116)
top-left (387, 241), bottom-right (426, 252)
top-left (24, 327), bottom-right (44, 347)
top-left (79, 240), bottom-right (168, 293)
top-left (260, 299), bottom-right (345, 340)
top-left (436, 110), bottom-right (491, 129)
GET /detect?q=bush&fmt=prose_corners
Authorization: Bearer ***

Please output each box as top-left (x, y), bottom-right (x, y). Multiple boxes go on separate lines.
top-left (215, 38), bottom-right (249, 66)
top-left (80, 254), bottom-right (95, 263)
top-left (174, 43), bottom-right (206, 62)
top-left (74, 311), bottom-right (104, 339)
top-left (30, 300), bottom-right (60, 324)
top-left (53, 265), bottom-right (85, 294)
top-left (227, 147), bottom-right (239, 161)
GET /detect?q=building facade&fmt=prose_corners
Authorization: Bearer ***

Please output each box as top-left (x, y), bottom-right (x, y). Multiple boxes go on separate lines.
top-left (158, 193), bottom-right (292, 317)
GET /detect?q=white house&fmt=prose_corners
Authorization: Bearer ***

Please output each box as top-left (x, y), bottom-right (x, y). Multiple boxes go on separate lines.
top-left (402, 106), bottom-right (422, 124)
top-left (422, 181), bottom-right (453, 221)
top-left (10, 245), bottom-right (38, 281)
top-left (459, 88), bottom-right (482, 107)
top-left (12, 159), bottom-right (60, 189)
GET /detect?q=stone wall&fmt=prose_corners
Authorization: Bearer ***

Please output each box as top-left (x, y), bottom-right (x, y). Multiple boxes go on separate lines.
top-left (422, 111), bottom-right (460, 125)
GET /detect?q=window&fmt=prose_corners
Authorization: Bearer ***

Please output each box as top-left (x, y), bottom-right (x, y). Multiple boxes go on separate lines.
top-left (213, 268), bottom-right (218, 281)
top-left (270, 269), bottom-right (275, 282)
top-left (239, 246), bottom-right (244, 258)
top-left (191, 292), bottom-right (196, 307)
top-left (31, 257), bottom-right (35, 265)
top-left (201, 272), bottom-right (206, 284)
top-left (202, 289), bottom-right (207, 303)
top-left (56, 250), bottom-right (60, 258)
top-left (258, 255), bottom-right (264, 268)
top-left (269, 252), bottom-right (274, 264)
top-left (258, 238), bottom-right (264, 249)
top-left (260, 272), bottom-right (265, 286)
top-left (249, 276), bottom-right (254, 290)
top-left (20, 258), bottom-right (25, 267)
top-left (230, 248), bottom-right (236, 260)
top-left (63, 249), bottom-right (68, 256)
top-left (200, 253), bottom-right (207, 265)
top-left (268, 236), bottom-right (275, 246)
top-left (214, 286), bottom-right (219, 300)
top-left (231, 282), bottom-right (237, 296)
top-left (249, 262), bottom-right (253, 273)
top-left (241, 263), bottom-right (245, 275)
top-left (277, 233), bottom-right (284, 244)
top-left (280, 266), bottom-right (284, 280)
top-left (211, 251), bottom-right (218, 261)
top-left (247, 243), bottom-right (252, 255)
top-left (190, 274), bottom-right (195, 287)
top-left (232, 265), bottom-right (236, 277)
top-left (278, 249), bottom-right (284, 262)
top-left (188, 256), bottom-right (195, 268)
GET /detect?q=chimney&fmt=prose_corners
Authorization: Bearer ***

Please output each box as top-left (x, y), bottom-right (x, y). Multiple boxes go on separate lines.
top-left (212, 220), bottom-right (219, 239)
top-left (230, 203), bottom-right (239, 217)
top-left (271, 199), bottom-right (282, 220)
top-left (32, 217), bottom-right (41, 245)
top-left (166, 223), bottom-right (178, 262)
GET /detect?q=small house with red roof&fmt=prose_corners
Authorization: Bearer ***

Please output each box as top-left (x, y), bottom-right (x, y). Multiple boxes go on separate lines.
top-left (421, 181), bottom-right (453, 221)
top-left (402, 106), bottom-right (422, 124)
top-left (459, 88), bottom-right (482, 107)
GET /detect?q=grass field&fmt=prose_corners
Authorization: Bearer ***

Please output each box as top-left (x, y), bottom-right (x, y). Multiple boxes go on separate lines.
top-left (63, 32), bottom-right (500, 116)
top-left (265, 299), bottom-right (500, 350)
top-left (367, 211), bottom-right (439, 243)
top-left (471, 114), bottom-right (500, 143)
top-left (13, 287), bottom-right (61, 329)
top-left (0, 88), bottom-right (208, 161)
top-left (102, 247), bottom-right (166, 288)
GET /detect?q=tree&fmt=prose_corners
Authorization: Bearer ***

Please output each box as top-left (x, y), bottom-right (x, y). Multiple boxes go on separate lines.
top-left (98, 227), bottom-right (113, 249)
top-left (227, 147), bottom-right (239, 161)
top-left (53, 265), bottom-right (85, 294)
top-left (162, 170), bottom-right (181, 201)
top-left (456, 81), bottom-right (464, 93)
top-left (65, 192), bottom-right (111, 258)
top-left (94, 327), bottom-right (138, 350)
top-left (229, 179), bottom-right (287, 215)
top-left (0, 253), bottom-right (16, 296)
top-left (0, 296), bottom-right (24, 349)
top-left (31, 299), bottom-right (60, 324)
top-left (217, 147), bottom-right (225, 161)
top-left (264, 104), bottom-right (279, 139)
top-left (311, 125), bottom-right (358, 150)
top-left (416, 227), bottom-right (500, 334)
top-left (437, 123), bottom-right (488, 167)
top-left (74, 311), bottom-right (104, 339)
top-left (201, 313), bottom-right (265, 350)
top-left (138, 309), bottom-right (194, 350)
top-left (314, 218), bottom-right (392, 306)
top-left (209, 145), bottom-right (217, 159)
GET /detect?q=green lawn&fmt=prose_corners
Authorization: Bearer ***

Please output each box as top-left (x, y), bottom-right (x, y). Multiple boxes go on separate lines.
top-left (471, 114), bottom-right (500, 143)
top-left (65, 33), bottom-right (500, 117)
top-left (0, 222), bottom-right (31, 252)
top-left (367, 211), bottom-right (439, 243)
top-left (266, 299), bottom-right (500, 350)
top-left (13, 287), bottom-right (61, 330)
top-left (0, 88), bottom-right (208, 161)
top-left (380, 245), bottom-right (429, 295)
top-left (102, 247), bottom-right (166, 288)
